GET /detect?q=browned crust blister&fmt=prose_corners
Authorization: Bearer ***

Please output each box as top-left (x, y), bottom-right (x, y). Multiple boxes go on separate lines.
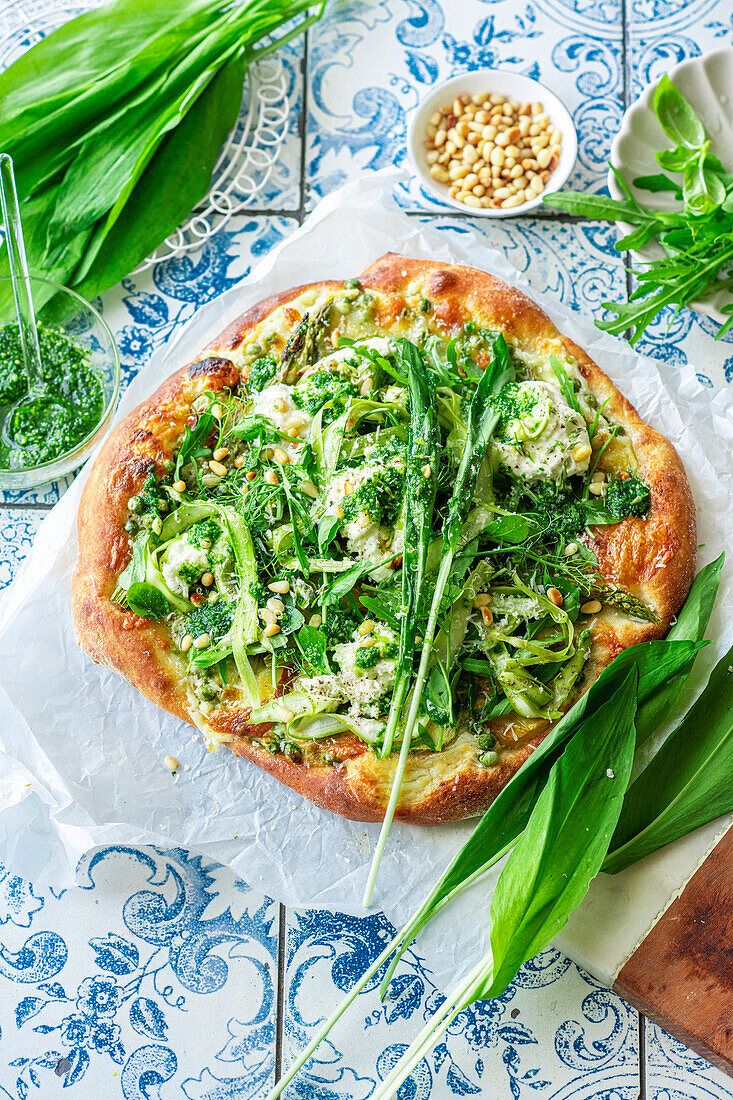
top-left (72, 255), bottom-right (696, 826)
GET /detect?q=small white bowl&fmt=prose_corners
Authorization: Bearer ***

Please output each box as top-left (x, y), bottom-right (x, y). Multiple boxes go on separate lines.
top-left (610, 48), bottom-right (733, 324)
top-left (407, 68), bottom-right (578, 218)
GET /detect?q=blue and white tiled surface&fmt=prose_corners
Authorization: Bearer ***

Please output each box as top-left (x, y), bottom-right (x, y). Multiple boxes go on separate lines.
top-left (1, 1), bottom-right (733, 1097)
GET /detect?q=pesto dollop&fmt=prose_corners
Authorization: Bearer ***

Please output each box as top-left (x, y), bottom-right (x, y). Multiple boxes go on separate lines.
top-left (0, 323), bottom-right (104, 469)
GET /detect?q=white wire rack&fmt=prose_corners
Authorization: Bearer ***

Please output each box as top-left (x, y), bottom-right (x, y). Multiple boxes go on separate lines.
top-left (133, 54), bottom-right (290, 271)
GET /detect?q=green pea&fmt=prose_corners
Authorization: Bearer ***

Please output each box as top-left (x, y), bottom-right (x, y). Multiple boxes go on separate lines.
top-left (128, 495), bottom-right (142, 514)
top-left (477, 731), bottom-right (496, 751)
top-left (344, 278), bottom-right (362, 290)
top-left (124, 519), bottom-right (138, 535)
top-left (479, 750), bottom-right (500, 768)
top-left (157, 497), bottom-right (169, 513)
top-left (333, 298), bottom-right (353, 315)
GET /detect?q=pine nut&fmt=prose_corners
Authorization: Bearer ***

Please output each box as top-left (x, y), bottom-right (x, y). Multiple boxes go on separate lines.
top-left (422, 93), bottom-right (562, 211)
top-left (263, 622), bottom-right (281, 637)
top-left (588, 482), bottom-right (605, 496)
top-left (164, 756), bottom-right (179, 773)
top-left (547, 587), bottom-right (564, 607)
top-left (213, 447), bottom-right (229, 462)
top-left (581, 600), bottom-right (603, 615)
top-left (201, 572), bottom-right (214, 587)
top-left (234, 456), bottom-right (245, 468)
top-left (481, 607), bottom-right (494, 626)
top-left (264, 469), bottom-right (279, 485)
top-left (193, 633), bottom-right (210, 649)
top-left (473, 593), bottom-right (491, 608)
top-left (301, 479), bottom-right (319, 498)
top-left (209, 460), bottom-right (227, 477)
top-left (563, 542), bottom-right (579, 556)
top-left (267, 597), bottom-right (285, 613)
top-left (358, 620), bottom-right (376, 635)
top-left (173, 480), bottom-right (187, 493)
top-left (180, 634), bottom-right (193, 653)
top-left (268, 580), bottom-right (291, 594)
top-left (309, 614), bottom-right (322, 628)
top-left (422, 464), bottom-right (432, 478)
top-left (211, 404), bottom-right (223, 419)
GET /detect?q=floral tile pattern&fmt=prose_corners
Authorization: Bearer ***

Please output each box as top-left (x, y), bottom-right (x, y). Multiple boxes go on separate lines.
top-left (306, 0), bottom-right (624, 210)
top-left (0, 510), bottom-right (42, 593)
top-left (1, 0), bottom-right (733, 1097)
top-left (0, 848), bottom-right (279, 1099)
top-left (646, 1022), bottom-right (733, 1100)
top-left (282, 910), bottom-right (639, 1100)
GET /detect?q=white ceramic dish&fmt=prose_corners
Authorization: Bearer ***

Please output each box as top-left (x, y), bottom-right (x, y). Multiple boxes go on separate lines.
top-left (407, 68), bottom-right (578, 218)
top-left (609, 47), bottom-right (733, 324)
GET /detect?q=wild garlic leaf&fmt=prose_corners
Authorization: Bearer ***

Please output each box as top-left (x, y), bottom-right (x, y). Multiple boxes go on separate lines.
top-left (478, 667), bottom-right (638, 1002)
top-left (604, 644), bottom-right (733, 873)
top-left (126, 581), bottom-right (169, 620)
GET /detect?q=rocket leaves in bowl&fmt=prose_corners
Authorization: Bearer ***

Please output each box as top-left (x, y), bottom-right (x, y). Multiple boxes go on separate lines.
top-left (544, 75), bottom-right (733, 343)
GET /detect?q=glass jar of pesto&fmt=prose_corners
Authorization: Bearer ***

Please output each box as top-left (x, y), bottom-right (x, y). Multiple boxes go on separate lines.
top-left (0, 276), bottom-right (119, 488)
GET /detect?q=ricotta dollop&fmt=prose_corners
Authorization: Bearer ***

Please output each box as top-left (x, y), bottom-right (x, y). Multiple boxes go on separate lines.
top-left (491, 380), bottom-right (591, 484)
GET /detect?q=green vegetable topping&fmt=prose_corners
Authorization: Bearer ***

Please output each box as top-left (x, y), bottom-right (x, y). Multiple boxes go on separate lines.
top-left (322, 606), bottom-right (359, 643)
top-left (187, 519), bottom-right (221, 547)
top-left (341, 465), bottom-right (404, 529)
top-left (355, 645), bottom-right (381, 670)
top-left (247, 355), bottom-right (278, 393)
top-left (604, 473), bottom-right (650, 521)
top-left (293, 369), bottom-right (358, 425)
top-left (184, 598), bottom-right (234, 646)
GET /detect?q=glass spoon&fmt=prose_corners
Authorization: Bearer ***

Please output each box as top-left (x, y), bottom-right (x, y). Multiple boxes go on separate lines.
top-left (0, 153), bottom-right (69, 454)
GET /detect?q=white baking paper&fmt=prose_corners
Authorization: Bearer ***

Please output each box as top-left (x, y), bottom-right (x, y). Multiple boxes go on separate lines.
top-left (1, 170), bottom-right (732, 992)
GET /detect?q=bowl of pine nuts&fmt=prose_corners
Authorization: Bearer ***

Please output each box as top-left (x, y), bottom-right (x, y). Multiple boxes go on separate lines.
top-left (408, 69), bottom-right (577, 216)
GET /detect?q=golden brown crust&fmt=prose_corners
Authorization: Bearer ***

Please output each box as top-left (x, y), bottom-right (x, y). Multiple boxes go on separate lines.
top-left (72, 255), bottom-right (696, 826)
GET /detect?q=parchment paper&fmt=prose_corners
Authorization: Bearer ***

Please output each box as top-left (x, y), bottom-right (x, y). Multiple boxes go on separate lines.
top-left (1, 170), bottom-right (731, 991)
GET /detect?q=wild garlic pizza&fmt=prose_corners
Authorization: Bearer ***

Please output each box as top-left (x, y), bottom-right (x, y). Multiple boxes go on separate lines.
top-left (72, 254), bottom-right (695, 824)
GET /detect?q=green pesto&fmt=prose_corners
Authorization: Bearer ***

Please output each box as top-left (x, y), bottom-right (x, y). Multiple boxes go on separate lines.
top-left (184, 597), bottom-right (234, 644)
top-left (292, 369), bottom-right (358, 426)
top-left (341, 465), bottom-right (404, 528)
top-left (323, 605), bottom-right (358, 643)
top-left (247, 355), bottom-right (278, 393)
top-left (490, 382), bottom-right (542, 439)
top-left (355, 644), bottom-right (381, 669)
top-left (0, 323), bottom-right (104, 469)
top-left (248, 580), bottom-right (269, 604)
top-left (179, 560), bottom-right (205, 586)
top-left (531, 482), bottom-right (588, 541)
top-left (605, 473), bottom-right (651, 521)
top-left (187, 519), bottom-right (221, 547)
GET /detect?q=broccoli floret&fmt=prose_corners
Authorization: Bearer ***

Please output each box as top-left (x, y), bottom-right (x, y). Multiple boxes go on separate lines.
top-left (248, 580), bottom-right (268, 604)
top-left (322, 606), bottom-right (358, 643)
top-left (341, 466), bottom-right (404, 528)
top-left (184, 598), bottom-right (234, 644)
top-left (179, 561), bottom-right (204, 586)
top-left (355, 645), bottom-right (380, 670)
top-left (247, 355), bottom-right (278, 393)
top-left (527, 482), bottom-right (587, 541)
top-left (292, 369), bottom-right (359, 426)
top-left (382, 641), bottom-right (399, 660)
top-left (187, 519), bottom-right (221, 548)
top-left (604, 473), bottom-right (651, 521)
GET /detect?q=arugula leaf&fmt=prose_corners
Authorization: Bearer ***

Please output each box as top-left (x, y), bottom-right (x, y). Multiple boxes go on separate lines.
top-left (175, 412), bottom-right (215, 480)
top-left (317, 514), bottom-right (341, 555)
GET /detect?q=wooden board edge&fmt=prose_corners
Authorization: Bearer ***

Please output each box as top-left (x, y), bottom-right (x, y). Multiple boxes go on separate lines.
top-left (613, 824), bottom-right (733, 1075)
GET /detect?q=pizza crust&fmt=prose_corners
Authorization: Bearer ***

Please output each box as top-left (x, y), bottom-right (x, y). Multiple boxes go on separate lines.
top-left (72, 255), bottom-right (696, 825)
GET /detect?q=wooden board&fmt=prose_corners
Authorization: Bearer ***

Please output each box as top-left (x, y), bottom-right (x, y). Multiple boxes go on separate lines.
top-left (614, 825), bottom-right (733, 1074)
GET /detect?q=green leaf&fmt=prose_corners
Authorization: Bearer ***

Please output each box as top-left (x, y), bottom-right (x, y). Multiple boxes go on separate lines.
top-left (542, 190), bottom-right (658, 223)
top-left (126, 581), bottom-right (169, 620)
top-left (549, 354), bottom-right (580, 412)
top-left (296, 624), bottom-right (331, 675)
top-left (633, 173), bottom-right (683, 196)
top-left (479, 667), bottom-right (638, 1001)
top-left (317, 514), bottom-right (342, 555)
top-left (656, 145), bottom-right (698, 173)
top-left (221, 506), bottom-right (260, 707)
top-left (653, 74), bottom-right (706, 149)
top-left (482, 514), bottom-right (532, 544)
top-left (175, 413), bottom-right (215, 480)
top-left (604, 644), bottom-right (733, 873)
top-left (71, 54), bottom-right (245, 298)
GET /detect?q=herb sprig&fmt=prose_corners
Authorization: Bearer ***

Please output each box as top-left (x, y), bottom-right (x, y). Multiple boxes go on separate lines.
top-left (544, 75), bottom-right (733, 342)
